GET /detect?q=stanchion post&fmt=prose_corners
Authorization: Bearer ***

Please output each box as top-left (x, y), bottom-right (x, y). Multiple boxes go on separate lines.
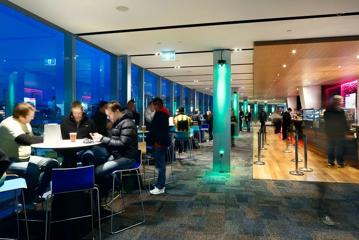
top-left (254, 131), bottom-right (265, 165)
top-left (289, 133), bottom-right (304, 176)
top-left (300, 134), bottom-right (313, 172)
top-left (261, 127), bottom-right (267, 150)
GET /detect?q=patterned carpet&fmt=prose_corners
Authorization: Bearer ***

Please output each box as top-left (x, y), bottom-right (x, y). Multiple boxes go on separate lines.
top-left (103, 132), bottom-right (359, 240)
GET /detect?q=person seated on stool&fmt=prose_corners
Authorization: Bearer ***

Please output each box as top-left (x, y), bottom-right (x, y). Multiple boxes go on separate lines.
top-left (0, 102), bottom-right (59, 201)
top-left (173, 107), bottom-right (192, 153)
top-left (60, 100), bottom-right (97, 167)
top-left (89, 101), bottom-right (138, 198)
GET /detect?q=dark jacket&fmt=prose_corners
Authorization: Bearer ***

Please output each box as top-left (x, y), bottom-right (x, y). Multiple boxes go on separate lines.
top-left (282, 111), bottom-right (291, 127)
top-left (324, 106), bottom-right (348, 139)
top-left (61, 113), bottom-right (97, 139)
top-left (245, 112), bottom-right (251, 122)
top-left (148, 107), bottom-right (171, 147)
top-left (259, 110), bottom-right (267, 123)
top-left (101, 110), bottom-right (138, 160)
top-left (92, 111), bottom-right (108, 136)
top-left (132, 111), bottom-right (141, 126)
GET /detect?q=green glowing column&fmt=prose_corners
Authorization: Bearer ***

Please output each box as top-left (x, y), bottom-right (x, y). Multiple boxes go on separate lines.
top-left (264, 101), bottom-right (268, 113)
top-left (254, 102), bottom-right (258, 121)
top-left (232, 91), bottom-right (239, 137)
top-left (243, 98), bottom-right (248, 116)
top-left (213, 50), bottom-right (231, 172)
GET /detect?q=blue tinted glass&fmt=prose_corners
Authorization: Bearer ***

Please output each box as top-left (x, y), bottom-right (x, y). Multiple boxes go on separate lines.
top-left (0, 4), bottom-right (64, 126)
top-left (183, 87), bottom-right (190, 114)
top-left (174, 83), bottom-right (182, 113)
top-left (198, 92), bottom-right (204, 114)
top-left (209, 95), bottom-right (213, 111)
top-left (131, 64), bottom-right (142, 119)
top-left (76, 40), bottom-right (110, 114)
top-left (161, 78), bottom-right (172, 112)
top-left (118, 59), bottom-right (123, 104)
top-left (204, 94), bottom-right (209, 112)
top-left (144, 70), bottom-right (158, 106)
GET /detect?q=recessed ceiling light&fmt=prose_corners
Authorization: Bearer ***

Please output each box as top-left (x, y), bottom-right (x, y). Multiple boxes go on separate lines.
top-left (338, 65), bottom-right (342, 69)
top-left (194, 80), bottom-right (198, 83)
top-left (174, 66), bottom-right (181, 69)
top-left (116, 5), bottom-right (129, 12)
top-left (233, 48), bottom-right (242, 52)
top-left (277, 73), bottom-right (280, 77)
top-left (357, 55), bottom-right (359, 59)
top-left (205, 87), bottom-right (209, 90)
top-left (154, 52), bottom-right (161, 56)
top-left (291, 49), bottom-right (297, 54)
top-left (282, 64), bottom-right (287, 68)
top-left (296, 88), bottom-right (299, 91)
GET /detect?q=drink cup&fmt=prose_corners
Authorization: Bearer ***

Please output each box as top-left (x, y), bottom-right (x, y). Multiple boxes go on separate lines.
top-left (69, 132), bottom-right (77, 142)
top-left (141, 125), bottom-right (146, 131)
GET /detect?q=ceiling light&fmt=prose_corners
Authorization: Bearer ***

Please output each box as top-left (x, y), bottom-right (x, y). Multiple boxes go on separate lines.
top-left (291, 49), bottom-right (297, 54)
top-left (233, 48), bottom-right (242, 52)
top-left (174, 66), bottom-right (181, 69)
top-left (296, 88), bottom-right (299, 91)
top-left (357, 55), bottom-right (359, 59)
top-left (282, 64), bottom-right (287, 68)
top-left (154, 52), bottom-right (161, 56)
top-left (194, 80), bottom-right (198, 83)
top-left (205, 87), bottom-right (209, 90)
top-left (338, 65), bottom-right (342, 69)
top-left (277, 73), bottom-right (280, 77)
top-left (116, 5), bottom-right (129, 12)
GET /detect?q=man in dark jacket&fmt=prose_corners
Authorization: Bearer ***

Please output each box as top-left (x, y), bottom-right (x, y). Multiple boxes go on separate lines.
top-left (147, 97), bottom-right (170, 195)
top-left (92, 101), bottom-right (109, 137)
top-left (90, 101), bottom-right (138, 195)
top-left (259, 109), bottom-right (267, 133)
top-left (60, 100), bottom-right (97, 167)
top-left (239, 109), bottom-right (244, 132)
top-left (282, 108), bottom-right (292, 140)
top-left (245, 111), bottom-right (252, 132)
top-left (324, 95), bottom-right (347, 167)
top-left (127, 99), bottom-right (141, 126)
top-left (61, 100), bottom-right (97, 140)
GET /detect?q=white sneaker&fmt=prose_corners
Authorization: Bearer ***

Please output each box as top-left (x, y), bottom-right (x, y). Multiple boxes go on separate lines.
top-left (150, 187), bottom-right (165, 195)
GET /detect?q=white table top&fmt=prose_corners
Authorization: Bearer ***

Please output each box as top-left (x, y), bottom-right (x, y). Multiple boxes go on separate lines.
top-left (31, 139), bottom-right (101, 149)
top-left (0, 178), bottom-right (27, 192)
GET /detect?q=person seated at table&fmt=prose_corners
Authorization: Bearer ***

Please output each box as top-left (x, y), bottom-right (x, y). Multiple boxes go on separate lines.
top-left (127, 99), bottom-right (141, 126)
top-left (89, 101), bottom-right (138, 197)
top-left (92, 100), bottom-right (110, 137)
top-left (173, 107), bottom-right (192, 153)
top-left (0, 102), bottom-right (59, 201)
top-left (60, 100), bottom-right (97, 167)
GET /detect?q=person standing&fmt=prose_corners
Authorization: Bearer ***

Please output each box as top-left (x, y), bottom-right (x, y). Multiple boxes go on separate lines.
top-left (92, 101), bottom-right (109, 137)
top-left (147, 97), bottom-right (170, 195)
top-left (239, 109), bottom-right (244, 132)
top-left (230, 109), bottom-right (237, 147)
top-left (245, 110), bottom-right (252, 132)
top-left (259, 109), bottom-right (267, 133)
top-left (282, 108), bottom-right (292, 140)
top-left (324, 95), bottom-right (347, 168)
top-left (206, 111), bottom-right (213, 141)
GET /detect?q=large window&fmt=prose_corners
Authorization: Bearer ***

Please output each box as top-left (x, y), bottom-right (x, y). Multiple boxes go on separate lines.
top-left (183, 87), bottom-right (190, 114)
top-left (198, 92), bottom-right (204, 114)
top-left (76, 40), bottom-right (110, 114)
top-left (204, 94), bottom-right (209, 112)
top-left (144, 70), bottom-right (159, 107)
top-left (0, 4), bottom-right (64, 126)
top-left (174, 83), bottom-right (182, 114)
top-left (208, 95), bottom-right (213, 111)
top-left (161, 78), bottom-right (172, 112)
top-left (131, 64), bottom-right (142, 120)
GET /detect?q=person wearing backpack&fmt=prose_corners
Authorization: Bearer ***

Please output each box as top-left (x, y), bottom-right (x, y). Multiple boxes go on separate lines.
top-left (173, 107), bottom-right (192, 153)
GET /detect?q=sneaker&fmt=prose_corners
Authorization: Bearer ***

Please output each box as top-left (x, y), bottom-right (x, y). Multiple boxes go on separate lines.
top-left (150, 186), bottom-right (165, 195)
top-left (337, 164), bottom-right (344, 168)
top-left (327, 163), bottom-right (335, 167)
top-left (322, 215), bottom-right (335, 226)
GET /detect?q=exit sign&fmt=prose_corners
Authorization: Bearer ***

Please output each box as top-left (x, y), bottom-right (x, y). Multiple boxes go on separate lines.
top-left (161, 51), bottom-right (175, 61)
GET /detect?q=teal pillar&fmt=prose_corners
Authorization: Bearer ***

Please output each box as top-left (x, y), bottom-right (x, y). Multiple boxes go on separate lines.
top-left (213, 49), bottom-right (231, 172)
top-left (232, 91), bottom-right (239, 137)
top-left (264, 101), bottom-right (268, 113)
top-left (254, 102), bottom-right (258, 121)
top-left (243, 98), bottom-right (248, 116)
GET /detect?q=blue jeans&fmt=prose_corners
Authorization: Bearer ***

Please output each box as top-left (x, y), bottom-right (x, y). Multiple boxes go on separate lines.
top-left (327, 138), bottom-right (344, 165)
top-left (153, 147), bottom-right (166, 189)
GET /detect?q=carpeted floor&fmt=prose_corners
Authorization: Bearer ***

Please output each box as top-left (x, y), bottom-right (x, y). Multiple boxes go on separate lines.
top-left (102, 132), bottom-right (359, 240)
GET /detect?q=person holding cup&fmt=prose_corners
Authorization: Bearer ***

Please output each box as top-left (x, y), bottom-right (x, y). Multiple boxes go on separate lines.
top-left (60, 100), bottom-right (97, 167)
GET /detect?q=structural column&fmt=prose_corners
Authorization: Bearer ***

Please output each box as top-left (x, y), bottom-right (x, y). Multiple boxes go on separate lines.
top-left (110, 55), bottom-right (119, 100)
top-left (64, 33), bottom-right (76, 115)
top-left (213, 49), bottom-right (231, 172)
top-left (232, 91), bottom-right (239, 137)
top-left (119, 55), bottom-right (131, 105)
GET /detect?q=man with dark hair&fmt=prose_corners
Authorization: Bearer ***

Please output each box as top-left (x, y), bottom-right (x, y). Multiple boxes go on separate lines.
top-left (92, 101), bottom-right (109, 136)
top-left (324, 95), bottom-right (347, 168)
top-left (90, 101), bottom-right (138, 196)
top-left (282, 108), bottom-right (292, 140)
top-left (147, 97), bottom-right (170, 195)
top-left (127, 99), bottom-right (141, 126)
top-left (259, 109), bottom-right (267, 133)
top-left (0, 102), bottom-right (59, 201)
top-left (174, 107), bottom-right (192, 153)
top-left (60, 100), bottom-right (97, 167)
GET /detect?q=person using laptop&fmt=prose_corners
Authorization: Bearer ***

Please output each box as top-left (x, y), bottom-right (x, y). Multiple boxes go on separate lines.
top-left (60, 100), bottom-right (97, 167)
top-left (0, 102), bottom-right (59, 201)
